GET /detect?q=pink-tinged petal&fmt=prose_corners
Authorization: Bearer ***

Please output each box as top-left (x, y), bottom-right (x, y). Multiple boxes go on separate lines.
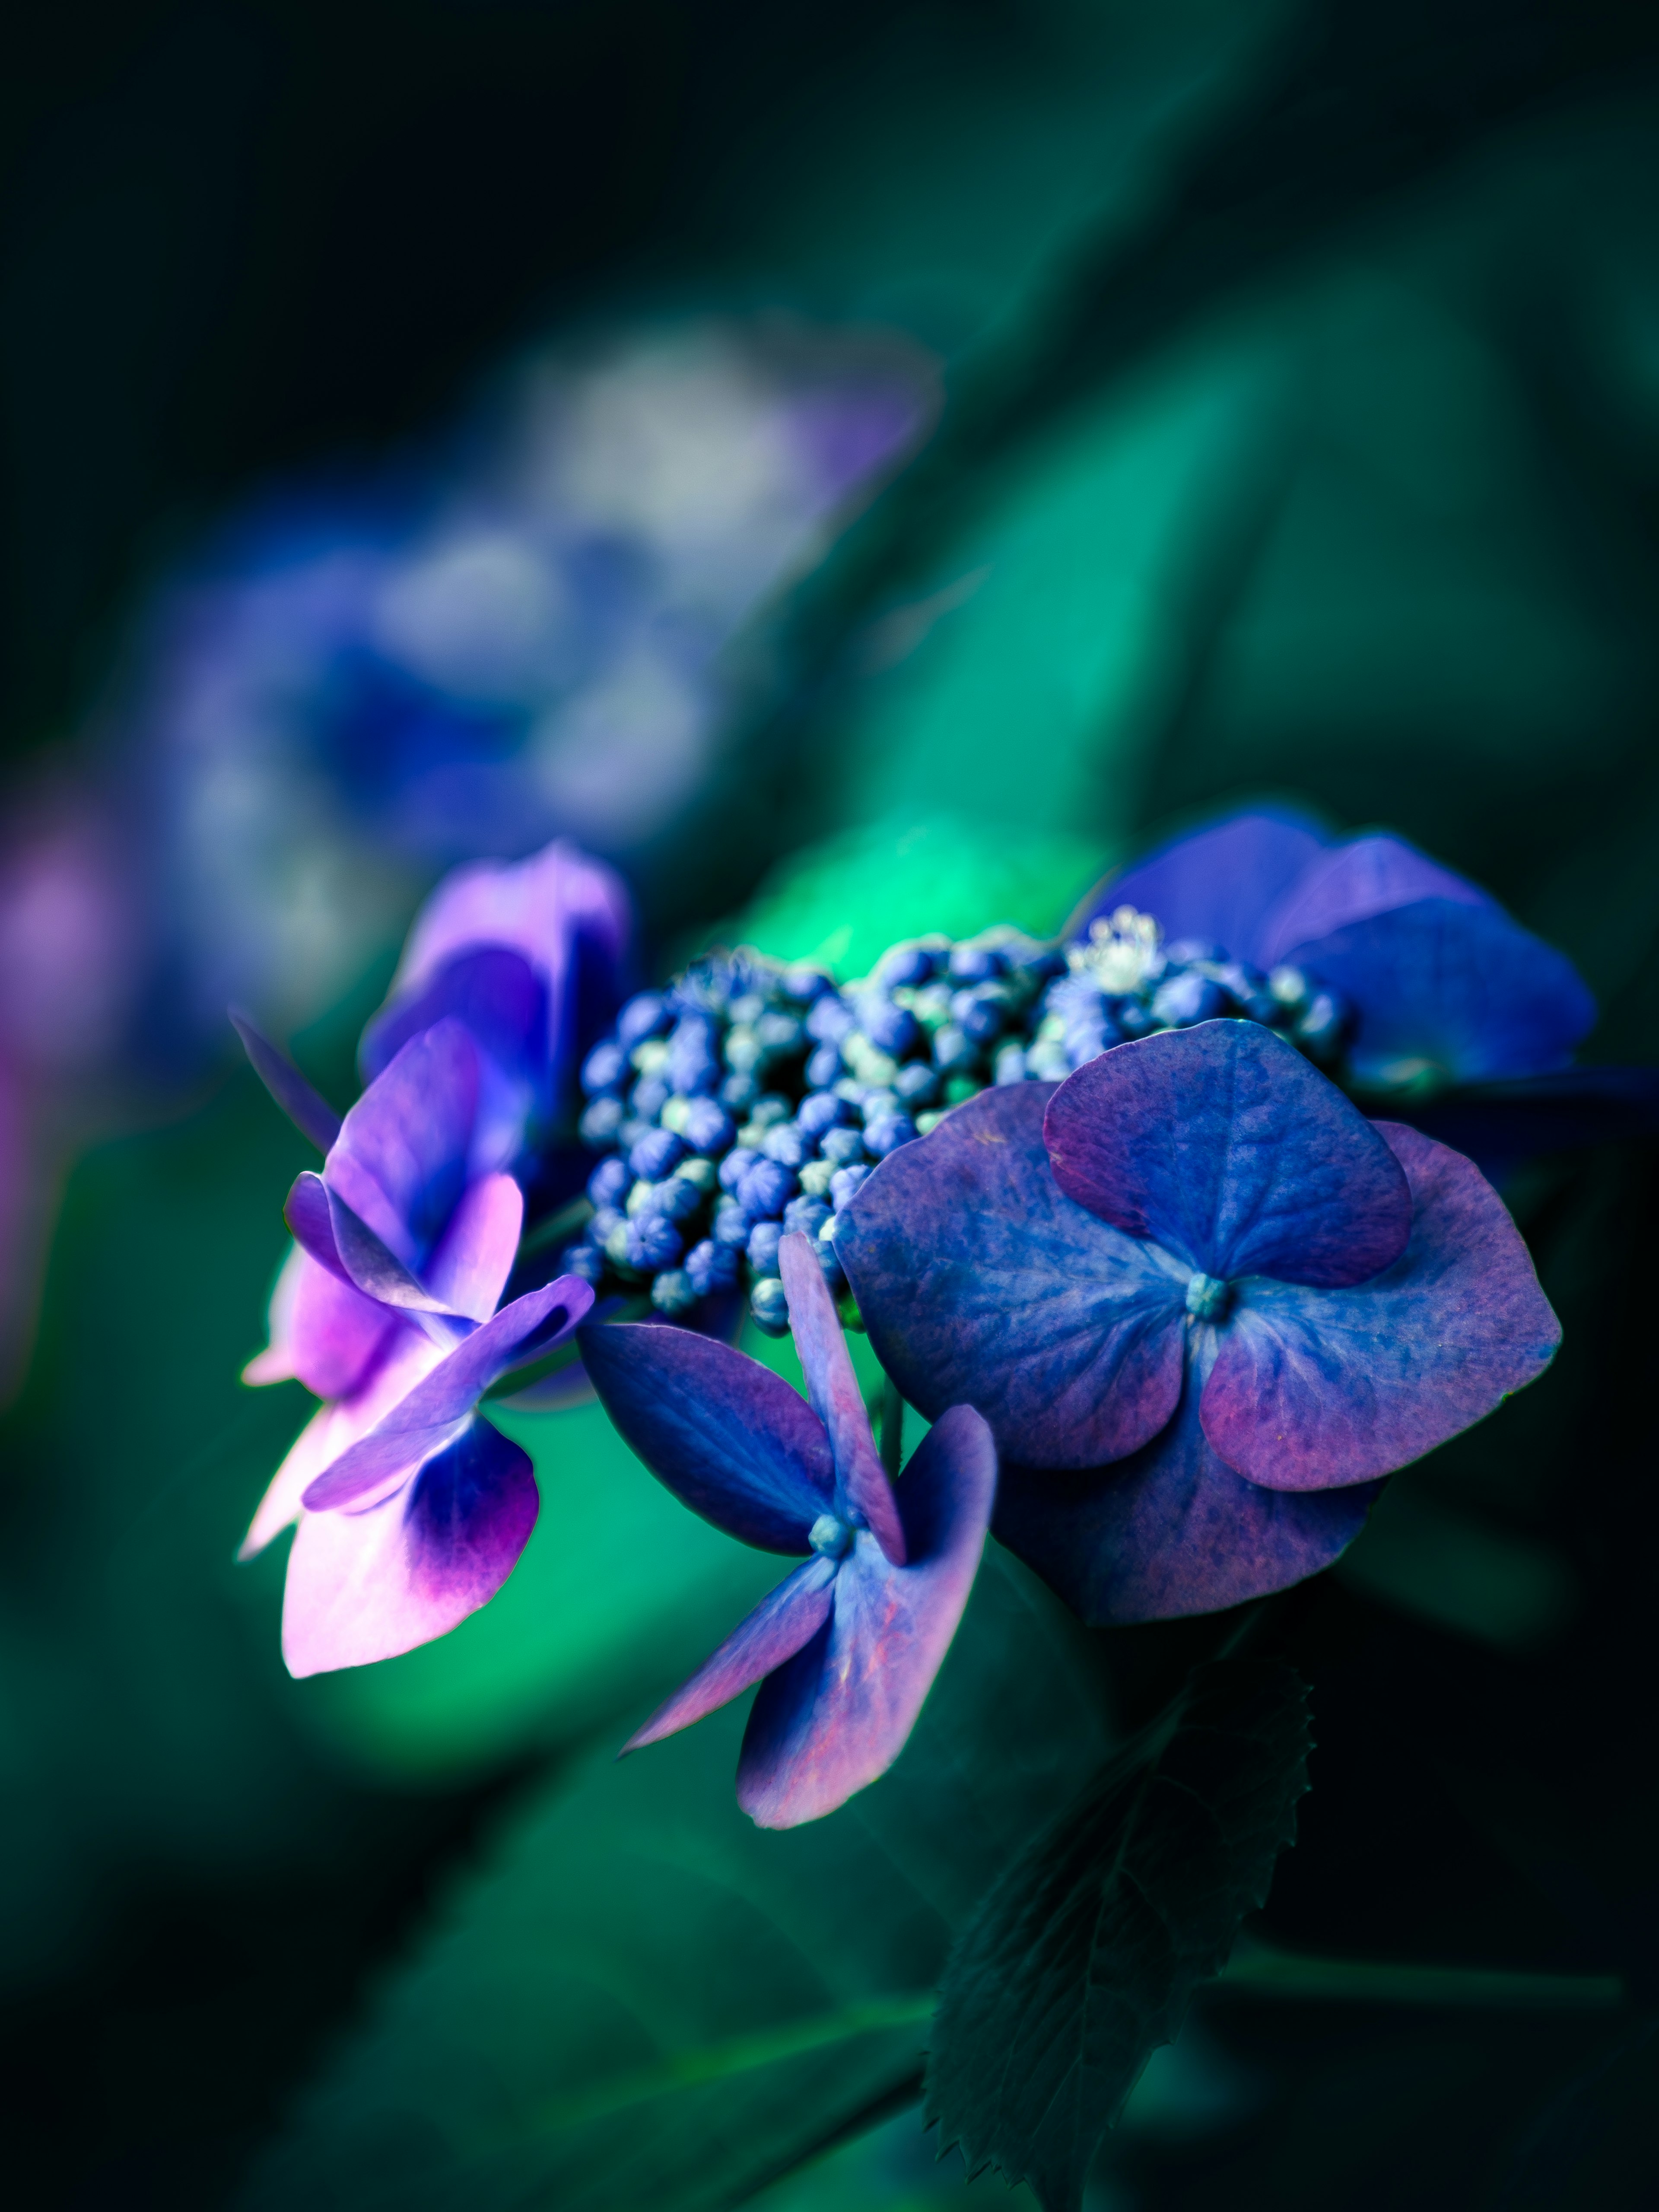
top-left (239, 1325), bottom-right (446, 1559)
top-left (1255, 833), bottom-right (1490, 967)
top-left (281, 1416), bottom-right (538, 1677)
top-left (836, 1084), bottom-right (1188, 1473)
top-left (620, 1557), bottom-right (839, 1754)
top-left (422, 1171), bottom-right (523, 1322)
top-left (736, 1404), bottom-right (996, 1829)
top-left (1071, 809), bottom-right (1328, 962)
top-left (579, 1319), bottom-right (833, 1551)
top-left (995, 1384), bottom-right (1378, 1626)
top-left (1201, 1121), bottom-right (1561, 1491)
top-left (778, 1231), bottom-right (903, 1567)
top-left (302, 1275), bottom-right (591, 1511)
top-left (229, 1010), bottom-right (342, 1153)
top-left (286, 1252), bottom-right (400, 1401)
top-left (1045, 1023), bottom-right (1411, 1288)
top-left (242, 1243), bottom-right (307, 1385)
top-left (325, 1019), bottom-right (479, 1264)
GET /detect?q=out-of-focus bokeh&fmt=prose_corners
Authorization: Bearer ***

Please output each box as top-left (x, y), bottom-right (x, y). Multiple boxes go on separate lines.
top-left (6, 3), bottom-right (1659, 2206)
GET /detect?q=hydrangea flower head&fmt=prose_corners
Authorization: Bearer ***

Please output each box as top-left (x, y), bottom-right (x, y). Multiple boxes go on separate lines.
top-left (241, 1016), bottom-right (591, 1674)
top-left (580, 1232), bottom-right (996, 1826)
top-left (837, 1021), bottom-right (1560, 1623)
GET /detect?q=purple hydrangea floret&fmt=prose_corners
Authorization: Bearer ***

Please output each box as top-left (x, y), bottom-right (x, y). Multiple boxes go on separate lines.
top-left (1082, 807), bottom-right (1659, 1168)
top-left (239, 1015), bottom-right (591, 1674)
top-left (836, 1022), bottom-right (1560, 1625)
top-left (579, 1233), bottom-right (996, 1827)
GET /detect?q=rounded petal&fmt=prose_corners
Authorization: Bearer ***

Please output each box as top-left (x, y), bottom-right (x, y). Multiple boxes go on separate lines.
top-left (1072, 809), bottom-right (1328, 964)
top-left (620, 1556), bottom-right (838, 1753)
top-left (281, 1416), bottom-right (538, 1677)
top-left (1200, 1121), bottom-right (1561, 1490)
top-left (737, 1404), bottom-right (997, 1827)
top-left (578, 1319), bottom-right (833, 1551)
top-left (836, 1084), bottom-right (1187, 1473)
top-left (1255, 833), bottom-right (1490, 966)
top-left (326, 1019), bottom-right (480, 1264)
top-left (1044, 1023), bottom-right (1411, 1288)
top-left (423, 1171), bottom-right (524, 1324)
top-left (994, 1385), bottom-right (1378, 1625)
top-left (1282, 899), bottom-right (1597, 1086)
top-left (302, 1276), bottom-right (592, 1511)
top-left (778, 1231), bottom-right (903, 1565)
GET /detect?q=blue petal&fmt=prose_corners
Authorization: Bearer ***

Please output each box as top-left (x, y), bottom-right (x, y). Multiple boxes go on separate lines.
top-left (836, 1083), bottom-right (1188, 1472)
top-left (578, 1320), bottom-right (833, 1552)
top-left (1400, 1065), bottom-right (1659, 1179)
top-left (1072, 808), bottom-right (1328, 962)
top-left (230, 1011), bottom-right (342, 1153)
top-left (736, 1404), bottom-right (997, 1827)
top-left (1255, 833), bottom-right (1490, 966)
top-left (360, 945), bottom-right (549, 1097)
top-left (1281, 898), bottom-right (1597, 1086)
top-left (620, 1556), bottom-right (839, 1752)
top-left (994, 1380), bottom-right (1378, 1625)
top-left (1201, 1121), bottom-right (1560, 1489)
top-left (326, 1019), bottom-right (480, 1264)
top-left (1044, 1022), bottom-right (1412, 1288)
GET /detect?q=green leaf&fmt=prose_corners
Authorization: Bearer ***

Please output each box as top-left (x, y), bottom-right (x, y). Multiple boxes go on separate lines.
top-left (925, 1655), bottom-right (1312, 2212)
top-left (238, 1549), bottom-right (1110, 2212)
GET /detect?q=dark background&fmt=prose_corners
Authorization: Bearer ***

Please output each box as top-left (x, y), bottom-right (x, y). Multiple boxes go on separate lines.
top-left (6, 4), bottom-right (1659, 2207)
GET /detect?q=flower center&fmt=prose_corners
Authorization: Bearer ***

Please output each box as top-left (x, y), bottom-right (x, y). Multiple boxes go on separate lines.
top-left (808, 1513), bottom-right (854, 1558)
top-left (1185, 1271), bottom-right (1232, 1323)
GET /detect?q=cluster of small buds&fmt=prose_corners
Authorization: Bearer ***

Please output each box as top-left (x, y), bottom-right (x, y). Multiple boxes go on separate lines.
top-left (1020, 908), bottom-right (1349, 1082)
top-left (563, 914), bottom-right (1351, 1333)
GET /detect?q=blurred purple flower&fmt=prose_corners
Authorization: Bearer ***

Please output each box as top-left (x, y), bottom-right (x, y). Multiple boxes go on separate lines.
top-left (1078, 807), bottom-right (1659, 1169)
top-left (837, 1022), bottom-right (1559, 1625)
top-left (359, 836), bottom-right (632, 1168)
top-left (116, 321), bottom-right (934, 1052)
top-left (240, 1018), bottom-right (591, 1675)
top-left (580, 1232), bottom-right (995, 1827)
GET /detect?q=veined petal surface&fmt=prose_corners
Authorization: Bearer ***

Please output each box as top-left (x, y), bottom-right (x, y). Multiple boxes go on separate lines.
top-left (737, 1404), bottom-right (997, 1828)
top-left (621, 1557), bottom-right (839, 1753)
top-left (579, 1320), bottom-right (833, 1551)
top-left (1201, 1122), bottom-right (1561, 1490)
top-left (1044, 1023), bottom-right (1412, 1288)
top-left (995, 1383), bottom-right (1377, 1625)
top-left (836, 1084), bottom-right (1187, 1472)
top-left (282, 1415), bottom-right (538, 1676)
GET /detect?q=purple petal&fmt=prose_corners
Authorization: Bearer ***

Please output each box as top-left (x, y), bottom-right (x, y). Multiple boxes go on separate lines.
top-left (778, 1231), bottom-right (904, 1566)
top-left (578, 1320), bottom-right (833, 1551)
top-left (230, 1011), bottom-right (342, 1153)
top-left (1201, 1121), bottom-right (1560, 1491)
top-left (1255, 833), bottom-right (1490, 967)
top-left (493, 1290), bottom-right (745, 1412)
top-left (422, 1171), bottom-right (523, 1323)
top-left (302, 1276), bottom-right (592, 1510)
top-left (1044, 1023), bottom-right (1412, 1288)
top-left (325, 1019), bottom-right (479, 1264)
top-left (241, 1327), bottom-right (445, 1559)
top-left (359, 946), bottom-right (547, 1098)
top-left (1073, 809), bottom-right (1328, 963)
top-left (1281, 899), bottom-right (1597, 1086)
top-left (325, 1185), bottom-right (464, 1318)
top-left (377, 839), bottom-right (632, 1092)
top-left (836, 1084), bottom-right (1187, 1472)
top-left (994, 1382), bottom-right (1378, 1625)
top-left (620, 1556), bottom-right (839, 1752)
top-left (735, 1403), bottom-right (997, 1828)
top-left (281, 1415), bottom-right (538, 1677)
top-left (286, 1253), bottom-right (402, 1401)
top-left (283, 1171), bottom-right (350, 1283)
